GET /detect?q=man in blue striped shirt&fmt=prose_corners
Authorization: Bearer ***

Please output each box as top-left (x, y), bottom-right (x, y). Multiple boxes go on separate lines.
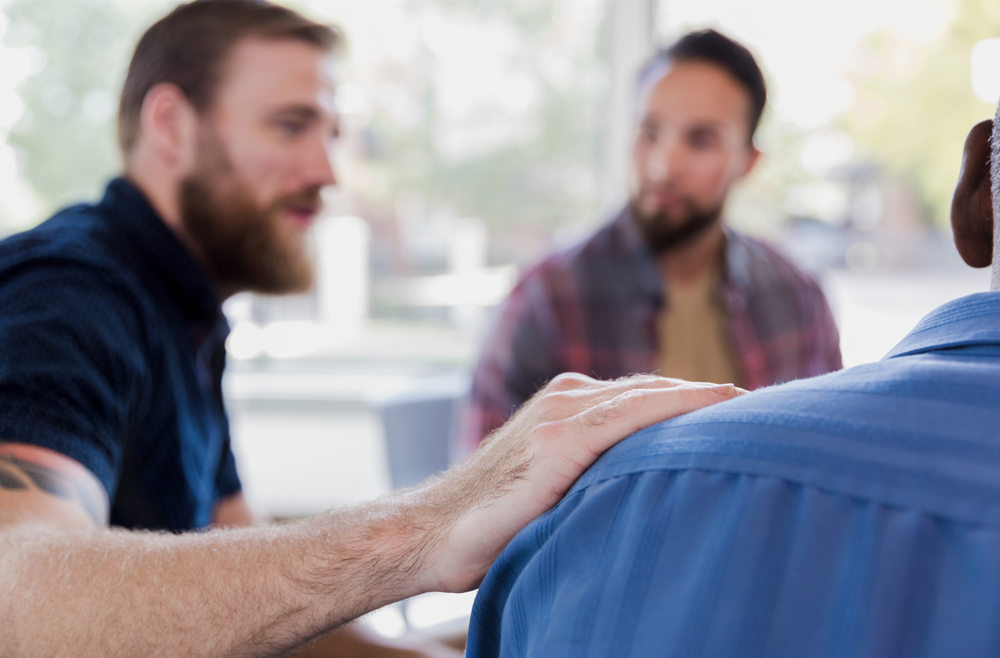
top-left (466, 114), bottom-right (1000, 657)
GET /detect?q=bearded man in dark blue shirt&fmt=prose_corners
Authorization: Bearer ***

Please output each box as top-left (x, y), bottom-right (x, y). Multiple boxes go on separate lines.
top-left (0, 2), bottom-right (744, 657)
top-left (466, 113), bottom-right (1000, 657)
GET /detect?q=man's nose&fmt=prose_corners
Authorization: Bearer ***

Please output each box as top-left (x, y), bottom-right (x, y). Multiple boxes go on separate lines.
top-left (647, 136), bottom-right (681, 183)
top-left (304, 139), bottom-right (337, 188)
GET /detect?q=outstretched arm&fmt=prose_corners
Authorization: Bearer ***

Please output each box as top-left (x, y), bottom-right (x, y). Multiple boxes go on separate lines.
top-left (209, 493), bottom-right (462, 658)
top-left (0, 374), bottom-right (742, 658)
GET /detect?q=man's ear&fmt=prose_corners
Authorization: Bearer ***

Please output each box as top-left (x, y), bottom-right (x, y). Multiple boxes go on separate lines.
top-left (740, 145), bottom-right (761, 178)
top-left (951, 119), bottom-right (994, 268)
top-left (137, 82), bottom-right (199, 175)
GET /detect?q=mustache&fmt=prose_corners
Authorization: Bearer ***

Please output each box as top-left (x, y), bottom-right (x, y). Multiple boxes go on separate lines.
top-left (629, 197), bottom-right (722, 255)
top-left (271, 186), bottom-right (324, 214)
top-left (638, 182), bottom-right (685, 198)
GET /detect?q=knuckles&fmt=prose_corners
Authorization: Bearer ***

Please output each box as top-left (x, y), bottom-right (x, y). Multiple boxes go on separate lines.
top-left (535, 390), bottom-right (583, 416)
top-left (528, 416), bottom-right (577, 448)
top-left (526, 419), bottom-right (565, 450)
top-left (545, 372), bottom-right (594, 392)
top-left (582, 389), bottom-right (641, 426)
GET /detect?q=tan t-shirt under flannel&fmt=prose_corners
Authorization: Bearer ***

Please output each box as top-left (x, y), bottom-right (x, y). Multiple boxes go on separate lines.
top-left (656, 261), bottom-right (744, 387)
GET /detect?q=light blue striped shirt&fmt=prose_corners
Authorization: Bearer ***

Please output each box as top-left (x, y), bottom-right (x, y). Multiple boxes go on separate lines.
top-left (468, 292), bottom-right (1000, 658)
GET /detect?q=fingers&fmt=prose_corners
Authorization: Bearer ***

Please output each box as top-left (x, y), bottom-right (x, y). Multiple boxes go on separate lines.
top-left (421, 376), bottom-right (745, 594)
top-left (545, 372), bottom-right (687, 394)
top-left (562, 382), bottom-right (743, 459)
top-left (535, 372), bottom-right (741, 424)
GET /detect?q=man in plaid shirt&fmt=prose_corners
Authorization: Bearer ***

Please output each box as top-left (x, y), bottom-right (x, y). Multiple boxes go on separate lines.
top-left (462, 30), bottom-right (841, 452)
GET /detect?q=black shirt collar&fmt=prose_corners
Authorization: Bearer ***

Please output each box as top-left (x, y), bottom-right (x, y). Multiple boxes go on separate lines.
top-left (97, 177), bottom-right (221, 327)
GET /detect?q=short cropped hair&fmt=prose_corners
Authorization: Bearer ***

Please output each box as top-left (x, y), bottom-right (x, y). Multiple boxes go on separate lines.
top-left (637, 29), bottom-right (767, 145)
top-left (118, 0), bottom-right (339, 153)
top-left (992, 102), bottom-right (1000, 254)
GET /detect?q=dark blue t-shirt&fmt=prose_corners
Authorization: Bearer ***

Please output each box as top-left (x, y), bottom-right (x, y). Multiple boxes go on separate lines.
top-left (0, 177), bottom-right (240, 532)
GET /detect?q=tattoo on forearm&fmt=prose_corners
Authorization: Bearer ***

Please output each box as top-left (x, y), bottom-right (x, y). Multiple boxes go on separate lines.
top-left (0, 454), bottom-right (108, 526)
top-left (0, 463), bottom-right (28, 490)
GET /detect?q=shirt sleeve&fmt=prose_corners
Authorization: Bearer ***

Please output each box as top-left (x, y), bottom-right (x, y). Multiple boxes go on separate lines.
top-left (460, 271), bottom-right (560, 455)
top-left (468, 467), bottom-right (1000, 658)
top-left (0, 259), bottom-right (151, 498)
top-left (214, 434), bottom-right (242, 500)
top-left (208, 337), bottom-right (241, 500)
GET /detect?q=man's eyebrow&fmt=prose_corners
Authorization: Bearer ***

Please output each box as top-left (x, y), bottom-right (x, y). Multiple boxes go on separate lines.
top-left (269, 105), bottom-right (321, 121)
top-left (686, 122), bottom-right (726, 137)
top-left (268, 105), bottom-right (340, 138)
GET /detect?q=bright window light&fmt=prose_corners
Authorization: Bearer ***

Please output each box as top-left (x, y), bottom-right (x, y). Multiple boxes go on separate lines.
top-left (971, 38), bottom-right (1000, 104)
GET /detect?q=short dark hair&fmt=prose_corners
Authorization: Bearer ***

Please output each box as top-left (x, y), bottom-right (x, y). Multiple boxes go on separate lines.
top-left (637, 29), bottom-right (767, 145)
top-left (118, 0), bottom-right (339, 153)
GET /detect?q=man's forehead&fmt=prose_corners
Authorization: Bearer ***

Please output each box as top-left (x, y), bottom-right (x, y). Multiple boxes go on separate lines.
top-left (215, 36), bottom-right (336, 114)
top-left (640, 60), bottom-right (751, 126)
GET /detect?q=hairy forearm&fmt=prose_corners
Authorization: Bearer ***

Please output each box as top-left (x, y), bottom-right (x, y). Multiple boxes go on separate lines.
top-left (0, 495), bottom-right (443, 658)
top-left (0, 375), bottom-right (742, 657)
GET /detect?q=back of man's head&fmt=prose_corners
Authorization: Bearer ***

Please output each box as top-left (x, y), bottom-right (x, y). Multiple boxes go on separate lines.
top-left (117, 0), bottom-right (338, 154)
top-left (991, 104), bottom-right (1000, 270)
top-left (638, 29), bottom-right (767, 145)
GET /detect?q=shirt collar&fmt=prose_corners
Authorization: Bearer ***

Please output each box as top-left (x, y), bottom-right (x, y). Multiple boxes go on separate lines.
top-left (97, 177), bottom-right (222, 327)
top-left (720, 230), bottom-right (755, 291)
top-left (607, 206), bottom-right (663, 302)
top-left (884, 291), bottom-right (1000, 359)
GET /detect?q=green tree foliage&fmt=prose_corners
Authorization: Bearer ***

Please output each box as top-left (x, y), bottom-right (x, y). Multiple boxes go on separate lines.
top-left (726, 114), bottom-right (812, 237)
top-left (3, 0), bottom-right (604, 265)
top-left (426, 0), bottom-right (603, 234)
top-left (844, 0), bottom-right (1000, 229)
top-left (343, 0), bottom-right (606, 263)
top-left (3, 0), bottom-right (165, 219)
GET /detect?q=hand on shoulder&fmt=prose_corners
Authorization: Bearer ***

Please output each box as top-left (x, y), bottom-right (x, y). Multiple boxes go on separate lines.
top-left (408, 373), bottom-right (746, 593)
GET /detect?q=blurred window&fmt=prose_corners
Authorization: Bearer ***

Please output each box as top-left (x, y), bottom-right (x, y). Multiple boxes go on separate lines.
top-left (2, 0), bottom-right (996, 633)
top-left (0, 0), bottom-right (995, 516)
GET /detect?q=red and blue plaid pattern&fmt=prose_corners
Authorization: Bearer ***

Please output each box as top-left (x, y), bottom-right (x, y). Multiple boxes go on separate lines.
top-left (461, 209), bottom-right (842, 453)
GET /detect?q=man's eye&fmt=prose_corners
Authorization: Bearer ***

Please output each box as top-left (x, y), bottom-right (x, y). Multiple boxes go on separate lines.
top-left (688, 130), bottom-right (718, 149)
top-left (277, 120), bottom-right (308, 136)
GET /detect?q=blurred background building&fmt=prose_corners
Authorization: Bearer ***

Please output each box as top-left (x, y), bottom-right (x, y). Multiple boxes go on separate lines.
top-left (0, 0), bottom-right (997, 636)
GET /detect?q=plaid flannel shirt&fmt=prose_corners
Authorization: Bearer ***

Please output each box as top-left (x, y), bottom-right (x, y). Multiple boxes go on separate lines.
top-left (461, 208), bottom-right (842, 453)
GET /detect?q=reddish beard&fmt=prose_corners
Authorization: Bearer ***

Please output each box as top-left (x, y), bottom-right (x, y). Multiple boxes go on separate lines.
top-left (179, 129), bottom-right (319, 295)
